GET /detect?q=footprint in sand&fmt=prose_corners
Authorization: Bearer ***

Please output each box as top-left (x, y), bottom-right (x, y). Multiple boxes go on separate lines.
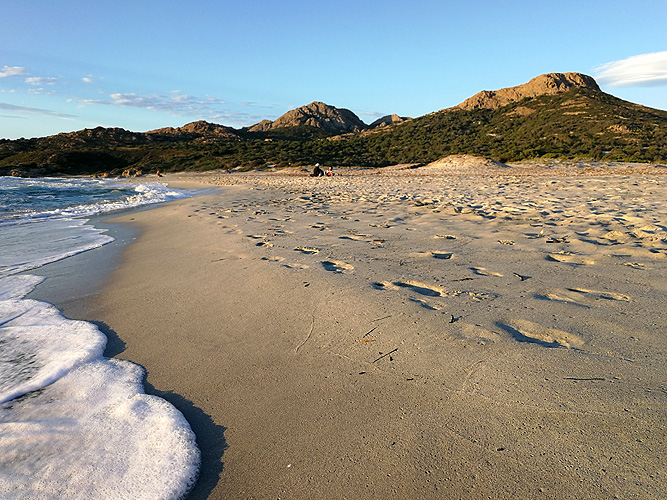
top-left (373, 280), bottom-right (444, 297)
top-left (409, 298), bottom-right (440, 310)
top-left (547, 252), bottom-right (595, 265)
top-left (339, 234), bottom-right (371, 242)
top-left (261, 256), bottom-right (285, 262)
top-left (410, 251), bottom-right (454, 260)
top-left (372, 281), bottom-right (400, 291)
top-left (471, 267), bottom-right (503, 277)
top-left (499, 319), bottom-right (585, 349)
top-left (566, 287), bottom-right (631, 302)
top-left (284, 263), bottom-right (309, 270)
top-left (600, 230), bottom-right (630, 244)
top-left (537, 287), bottom-right (630, 306)
top-left (294, 246), bottom-right (320, 254)
top-left (321, 260), bottom-right (354, 274)
top-left (624, 262), bottom-right (648, 270)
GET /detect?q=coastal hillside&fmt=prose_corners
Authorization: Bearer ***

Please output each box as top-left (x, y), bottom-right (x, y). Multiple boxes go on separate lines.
top-left (1, 72), bottom-right (666, 176)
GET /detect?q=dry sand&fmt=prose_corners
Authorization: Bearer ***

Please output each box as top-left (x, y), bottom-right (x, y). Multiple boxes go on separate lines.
top-left (83, 164), bottom-right (666, 499)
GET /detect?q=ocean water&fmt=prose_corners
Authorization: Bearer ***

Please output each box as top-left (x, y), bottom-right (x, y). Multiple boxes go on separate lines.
top-left (0, 177), bottom-right (200, 499)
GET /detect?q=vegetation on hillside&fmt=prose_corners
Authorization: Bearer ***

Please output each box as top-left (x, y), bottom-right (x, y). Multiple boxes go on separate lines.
top-left (1, 88), bottom-right (666, 177)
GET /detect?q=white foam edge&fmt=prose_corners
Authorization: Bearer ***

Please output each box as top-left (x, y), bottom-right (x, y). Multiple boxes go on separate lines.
top-left (0, 358), bottom-right (200, 499)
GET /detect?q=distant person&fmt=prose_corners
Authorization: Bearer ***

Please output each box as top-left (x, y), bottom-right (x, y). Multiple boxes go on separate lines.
top-left (156, 169), bottom-right (163, 177)
top-left (310, 163), bottom-right (324, 177)
top-left (326, 166), bottom-right (334, 176)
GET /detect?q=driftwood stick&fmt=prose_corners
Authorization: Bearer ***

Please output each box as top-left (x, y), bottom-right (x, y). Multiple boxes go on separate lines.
top-left (373, 348), bottom-right (398, 363)
top-left (363, 327), bottom-right (377, 338)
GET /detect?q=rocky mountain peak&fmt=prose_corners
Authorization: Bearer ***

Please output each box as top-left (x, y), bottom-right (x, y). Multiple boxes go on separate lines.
top-left (249, 101), bottom-right (367, 134)
top-left (455, 72), bottom-right (601, 111)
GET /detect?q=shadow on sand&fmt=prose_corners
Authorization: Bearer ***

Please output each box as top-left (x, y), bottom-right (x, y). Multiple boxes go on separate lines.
top-left (144, 381), bottom-right (228, 500)
top-left (97, 320), bottom-right (228, 499)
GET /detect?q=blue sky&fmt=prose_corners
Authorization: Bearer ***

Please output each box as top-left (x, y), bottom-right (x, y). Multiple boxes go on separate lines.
top-left (1, 0), bottom-right (666, 139)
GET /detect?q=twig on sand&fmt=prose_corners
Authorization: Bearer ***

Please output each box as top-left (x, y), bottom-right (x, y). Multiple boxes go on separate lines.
top-left (373, 315), bottom-right (392, 322)
top-left (363, 327), bottom-right (377, 338)
top-left (295, 314), bottom-right (315, 353)
top-left (373, 348), bottom-right (398, 363)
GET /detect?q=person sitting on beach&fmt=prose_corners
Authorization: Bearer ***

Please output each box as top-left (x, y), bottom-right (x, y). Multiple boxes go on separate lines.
top-left (156, 169), bottom-right (163, 177)
top-left (326, 166), bottom-right (334, 176)
top-left (310, 164), bottom-right (324, 177)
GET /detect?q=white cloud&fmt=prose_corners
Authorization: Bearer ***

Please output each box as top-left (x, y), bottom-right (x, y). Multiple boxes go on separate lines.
top-left (80, 90), bottom-right (272, 126)
top-left (25, 76), bottom-right (58, 86)
top-left (595, 51), bottom-right (667, 87)
top-left (0, 66), bottom-right (27, 78)
top-left (82, 77), bottom-right (94, 84)
top-left (0, 101), bottom-right (76, 118)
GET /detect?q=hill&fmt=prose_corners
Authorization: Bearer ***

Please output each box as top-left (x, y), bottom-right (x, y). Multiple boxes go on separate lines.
top-left (1, 72), bottom-right (666, 176)
top-left (248, 102), bottom-right (367, 135)
top-left (147, 121), bottom-right (240, 142)
top-left (340, 85), bottom-right (667, 165)
top-left (454, 72), bottom-right (600, 111)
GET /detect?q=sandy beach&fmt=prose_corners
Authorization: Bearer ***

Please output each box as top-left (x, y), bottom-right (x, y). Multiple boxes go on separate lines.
top-left (77, 162), bottom-right (666, 499)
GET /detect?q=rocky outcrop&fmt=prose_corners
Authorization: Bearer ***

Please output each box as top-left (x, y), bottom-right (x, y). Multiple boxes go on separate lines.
top-left (455, 73), bottom-right (601, 111)
top-left (120, 168), bottom-right (143, 178)
top-left (148, 121), bottom-right (239, 141)
top-left (249, 102), bottom-right (367, 134)
top-left (369, 114), bottom-right (411, 129)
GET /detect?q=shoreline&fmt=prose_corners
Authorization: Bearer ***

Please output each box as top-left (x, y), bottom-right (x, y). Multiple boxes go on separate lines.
top-left (37, 168), bottom-right (667, 499)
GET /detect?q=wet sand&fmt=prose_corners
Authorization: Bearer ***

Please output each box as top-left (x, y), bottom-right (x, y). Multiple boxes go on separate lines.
top-left (81, 163), bottom-right (667, 499)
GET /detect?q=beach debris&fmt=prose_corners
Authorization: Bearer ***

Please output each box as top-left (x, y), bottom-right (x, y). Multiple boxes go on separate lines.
top-left (359, 339), bottom-right (375, 343)
top-left (373, 348), bottom-right (398, 363)
top-left (546, 235), bottom-right (569, 243)
top-left (513, 272), bottom-right (530, 281)
top-left (498, 240), bottom-right (514, 245)
top-left (449, 314), bottom-right (456, 324)
top-left (363, 327), bottom-right (377, 338)
top-left (372, 315), bottom-right (392, 322)
top-left (564, 377), bottom-right (606, 381)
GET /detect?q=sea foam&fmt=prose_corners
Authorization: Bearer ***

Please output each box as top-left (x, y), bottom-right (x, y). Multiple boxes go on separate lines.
top-left (0, 178), bottom-right (200, 499)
